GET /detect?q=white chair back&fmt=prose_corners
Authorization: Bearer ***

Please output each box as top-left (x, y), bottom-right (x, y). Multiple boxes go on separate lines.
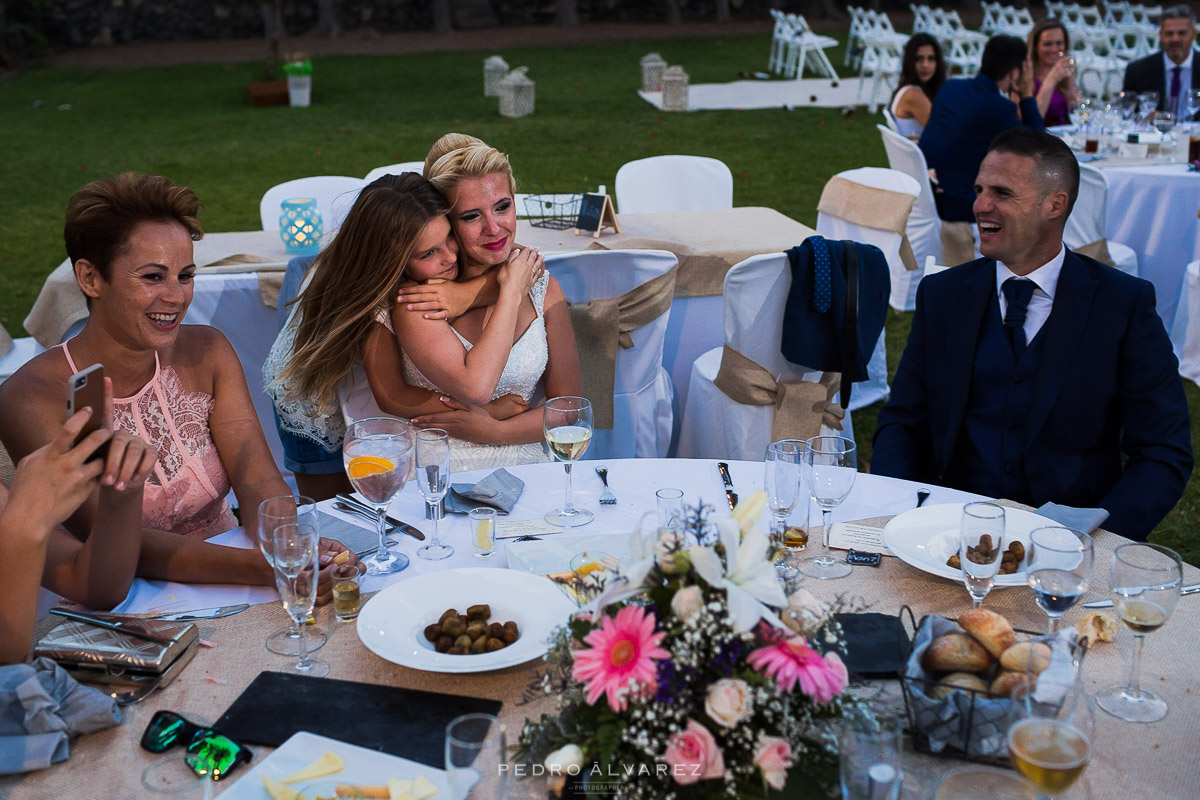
top-left (1065, 164), bottom-right (1109, 250)
top-left (258, 175), bottom-right (366, 235)
top-left (363, 161), bottom-right (425, 183)
top-left (614, 155), bottom-right (734, 215)
top-left (546, 249), bottom-right (678, 459)
top-left (723, 253), bottom-right (807, 382)
top-left (878, 124), bottom-right (943, 265)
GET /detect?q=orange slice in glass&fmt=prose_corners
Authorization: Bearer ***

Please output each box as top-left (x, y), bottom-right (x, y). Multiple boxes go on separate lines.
top-left (347, 455), bottom-right (394, 479)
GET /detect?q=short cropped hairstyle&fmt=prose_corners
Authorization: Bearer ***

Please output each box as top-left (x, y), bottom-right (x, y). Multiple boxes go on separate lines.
top-left (1160, 4), bottom-right (1196, 25)
top-left (64, 172), bottom-right (203, 279)
top-left (988, 128), bottom-right (1081, 213)
top-left (979, 35), bottom-right (1028, 82)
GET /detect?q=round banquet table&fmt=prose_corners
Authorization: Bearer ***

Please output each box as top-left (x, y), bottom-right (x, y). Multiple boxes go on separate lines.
top-left (7, 459), bottom-right (1200, 800)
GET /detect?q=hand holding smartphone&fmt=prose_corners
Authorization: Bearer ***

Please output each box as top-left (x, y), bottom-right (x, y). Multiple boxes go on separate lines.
top-left (67, 363), bottom-right (110, 463)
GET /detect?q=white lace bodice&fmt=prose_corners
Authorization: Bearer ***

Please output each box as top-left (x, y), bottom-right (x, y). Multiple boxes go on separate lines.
top-left (263, 305), bottom-right (346, 453)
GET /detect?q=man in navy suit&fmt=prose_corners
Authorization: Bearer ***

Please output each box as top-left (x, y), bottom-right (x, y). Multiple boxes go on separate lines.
top-left (1122, 5), bottom-right (1199, 116)
top-left (873, 130), bottom-right (1192, 541)
top-left (920, 35), bottom-right (1044, 223)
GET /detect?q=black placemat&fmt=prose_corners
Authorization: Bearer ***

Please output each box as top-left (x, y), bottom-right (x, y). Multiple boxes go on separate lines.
top-left (215, 671), bottom-right (502, 768)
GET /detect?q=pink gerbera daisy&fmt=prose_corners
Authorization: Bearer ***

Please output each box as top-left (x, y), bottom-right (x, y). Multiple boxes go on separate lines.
top-left (573, 605), bottom-right (670, 712)
top-left (747, 633), bottom-right (847, 703)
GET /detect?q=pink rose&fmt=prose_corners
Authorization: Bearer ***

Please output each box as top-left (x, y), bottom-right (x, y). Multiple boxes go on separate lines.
top-left (662, 719), bottom-right (725, 785)
top-left (705, 678), bottom-right (752, 728)
top-left (753, 735), bottom-right (794, 791)
top-left (823, 651), bottom-right (849, 696)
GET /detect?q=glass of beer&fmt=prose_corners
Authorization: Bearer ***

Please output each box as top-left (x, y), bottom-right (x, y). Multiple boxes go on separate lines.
top-left (1007, 679), bottom-right (1095, 797)
top-left (330, 561), bottom-right (365, 621)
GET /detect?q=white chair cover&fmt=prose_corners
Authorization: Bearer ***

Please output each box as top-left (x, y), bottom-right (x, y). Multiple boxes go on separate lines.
top-left (1065, 165), bottom-right (1139, 277)
top-left (1172, 260), bottom-right (1200, 384)
top-left (677, 252), bottom-right (854, 460)
top-left (0, 337), bottom-right (46, 384)
top-left (878, 124), bottom-right (944, 267)
top-left (363, 161), bottom-right (425, 182)
top-left (614, 155), bottom-right (734, 215)
top-left (546, 250), bottom-right (677, 460)
top-left (258, 175), bottom-right (366, 236)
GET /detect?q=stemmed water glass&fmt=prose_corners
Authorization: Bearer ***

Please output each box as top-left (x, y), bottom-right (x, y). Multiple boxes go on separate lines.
top-left (1097, 543), bottom-right (1183, 723)
top-left (799, 435), bottom-right (856, 580)
top-left (958, 502), bottom-right (1005, 608)
top-left (1115, 91), bottom-right (1137, 127)
top-left (272, 522), bottom-right (329, 677)
top-left (343, 416), bottom-right (414, 575)
top-left (764, 440), bottom-right (802, 581)
top-left (1186, 89), bottom-right (1200, 123)
top-left (416, 428), bottom-right (453, 561)
top-left (1007, 678), bottom-right (1095, 798)
top-left (257, 494), bottom-right (326, 657)
top-left (1154, 111), bottom-right (1177, 159)
top-left (1024, 526), bottom-right (1093, 633)
top-left (1137, 91), bottom-right (1159, 128)
top-left (543, 396), bottom-right (594, 528)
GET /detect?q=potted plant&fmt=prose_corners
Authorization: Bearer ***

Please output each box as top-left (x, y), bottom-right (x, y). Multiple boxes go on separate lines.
top-left (248, 0), bottom-right (288, 107)
top-left (283, 58), bottom-right (313, 107)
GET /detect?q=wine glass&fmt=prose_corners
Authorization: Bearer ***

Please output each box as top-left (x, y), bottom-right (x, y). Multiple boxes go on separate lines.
top-left (1153, 111), bottom-right (1176, 159)
top-left (1097, 543), bottom-right (1183, 723)
top-left (958, 502), bottom-right (1005, 609)
top-left (1186, 89), bottom-right (1200, 122)
top-left (343, 416), bottom-right (414, 575)
top-left (764, 440), bottom-right (802, 581)
top-left (416, 428), bottom-right (453, 561)
top-left (272, 522), bottom-right (329, 677)
top-left (931, 768), bottom-right (1043, 800)
top-left (799, 435), bottom-right (856, 580)
top-left (543, 396), bottom-right (594, 528)
top-left (1137, 91), bottom-right (1159, 127)
top-left (257, 494), bottom-right (327, 657)
top-left (1007, 678), bottom-right (1095, 797)
top-left (1025, 526), bottom-right (1093, 633)
top-left (1115, 91), bottom-right (1137, 127)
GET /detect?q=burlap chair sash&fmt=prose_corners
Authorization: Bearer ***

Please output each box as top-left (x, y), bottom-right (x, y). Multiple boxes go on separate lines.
top-left (201, 254), bottom-right (287, 308)
top-left (1075, 238), bottom-right (1115, 267)
top-left (818, 176), bottom-right (919, 271)
top-left (712, 345), bottom-right (845, 442)
top-left (941, 221), bottom-right (977, 267)
top-left (567, 266), bottom-right (677, 429)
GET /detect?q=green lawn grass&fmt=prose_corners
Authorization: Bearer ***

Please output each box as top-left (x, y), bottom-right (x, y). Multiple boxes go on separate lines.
top-left (1, 31), bottom-right (1195, 563)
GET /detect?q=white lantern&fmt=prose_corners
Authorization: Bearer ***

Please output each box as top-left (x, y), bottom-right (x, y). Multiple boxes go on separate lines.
top-left (483, 55), bottom-right (508, 98)
top-left (640, 52), bottom-right (667, 93)
top-left (661, 65), bottom-right (689, 112)
top-left (499, 67), bottom-right (535, 118)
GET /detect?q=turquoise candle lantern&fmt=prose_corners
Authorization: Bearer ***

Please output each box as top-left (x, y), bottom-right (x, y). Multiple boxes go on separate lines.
top-left (279, 198), bottom-right (322, 255)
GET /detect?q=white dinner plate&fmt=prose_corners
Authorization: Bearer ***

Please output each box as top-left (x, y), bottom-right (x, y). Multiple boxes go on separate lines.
top-left (882, 502), bottom-right (1057, 587)
top-left (356, 568), bottom-right (575, 673)
top-left (221, 730), bottom-right (446, 798)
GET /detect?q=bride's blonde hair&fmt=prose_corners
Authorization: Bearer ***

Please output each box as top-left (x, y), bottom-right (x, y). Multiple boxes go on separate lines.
top-left (426, 142), bottom-right (517, 200)
top-left (276, 173), bottom-right (450, 413)
top-left (423, 132), bottom-right (484, 178)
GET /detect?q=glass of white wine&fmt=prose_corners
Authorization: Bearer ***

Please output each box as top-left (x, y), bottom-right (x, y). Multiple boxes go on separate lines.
top-left (959, 502), bottom-right (1005, 608)
top-left (1025, 526), bottom-right (1093, 633)
top-left (543, 396), bottom-right (594, 528)
top-left (1007, 678), bottom-right (1095, 797)
top-left (343, 416), bottom-right (414, 575)
top-left (415, 428), bottom-right (453, 561)
top-left (1097, 542), bottom-right (1183, 723)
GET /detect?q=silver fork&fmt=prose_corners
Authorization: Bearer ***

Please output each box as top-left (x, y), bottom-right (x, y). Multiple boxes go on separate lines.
top-left (595, 466), bottom-right (616, 505)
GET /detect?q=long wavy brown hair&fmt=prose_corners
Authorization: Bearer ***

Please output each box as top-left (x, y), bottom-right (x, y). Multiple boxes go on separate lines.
top-left (275, 173), bottom-right (450, 413)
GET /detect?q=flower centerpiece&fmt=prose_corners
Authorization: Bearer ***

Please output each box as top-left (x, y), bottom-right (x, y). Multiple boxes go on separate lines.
top-left (519, 495), bottom-right (860, 799)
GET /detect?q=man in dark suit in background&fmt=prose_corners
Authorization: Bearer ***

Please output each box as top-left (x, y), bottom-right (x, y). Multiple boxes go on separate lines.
top-left (873, 130), bottom-right (1192, 541)
top-left (919, 35), bottom-right (1044, 223)
top-left (1122, 5), bottom-right (1199, 117)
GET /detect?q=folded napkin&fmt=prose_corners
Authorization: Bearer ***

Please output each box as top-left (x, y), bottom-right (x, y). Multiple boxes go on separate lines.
top-left (1035, 502), bottom-right (1110, 535)
top-left (0, 657), bottom-right (121, 775)
top-left (444, 468), bottom-right (524, 515)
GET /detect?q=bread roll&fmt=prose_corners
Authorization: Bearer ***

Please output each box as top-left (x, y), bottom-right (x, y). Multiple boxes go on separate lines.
top-left (1075, 611), bottom-right (1118, 644)
top-left (990, 671), bottom-right (1033, 697)
top-left (922, 632), bottom-right (994, 674)
top-left (929, 671), bottom-right (989, 700)
top-left (999, 641), bottom-right (1053, 673)
top-left (958, 609), bottom-right (1016, 658)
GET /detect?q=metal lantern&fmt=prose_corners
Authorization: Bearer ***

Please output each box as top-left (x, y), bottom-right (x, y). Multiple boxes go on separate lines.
top-left (640, 52), bottom-right (667, 93)
top-left (279, 198), bottom-right (322, 255)
top-left (483, 55), bottom-right (508, 98)
top-left (499, 67), bottom-right (535, 118)
top-left (661, 65), bottom-right (689, 112)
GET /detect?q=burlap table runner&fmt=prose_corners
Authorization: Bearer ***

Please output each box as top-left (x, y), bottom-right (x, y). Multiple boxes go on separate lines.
top-left (713, 345), bottom-right (845, 441)
top-left (5, 506), bottom-right (1198, 799)
top-left (817, 176), bottom-right (919, 271)
top-left (567, 266), bottom-right (677, 429)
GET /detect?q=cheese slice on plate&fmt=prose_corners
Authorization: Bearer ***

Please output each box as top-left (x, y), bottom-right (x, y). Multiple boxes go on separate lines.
top-left (387, 778), bottom-right (414, 800)
top-left (283, 751), bottom-right (346, 783)
top-left (411, 775), bottom-right (438, 800)
top-left (263, 774), bottom-right (306, 800)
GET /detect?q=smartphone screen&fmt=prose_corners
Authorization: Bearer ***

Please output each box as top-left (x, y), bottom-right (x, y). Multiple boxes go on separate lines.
top-left (67, 363), bottom-right (109, 462)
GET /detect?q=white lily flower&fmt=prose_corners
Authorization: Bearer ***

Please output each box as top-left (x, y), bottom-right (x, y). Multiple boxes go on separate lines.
top-left (688, 521), bottom-right (787, 632)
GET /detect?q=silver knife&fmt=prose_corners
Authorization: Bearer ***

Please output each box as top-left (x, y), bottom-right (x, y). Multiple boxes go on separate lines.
top-left (717, 462), bottom-right (738, 510)
top-left (152, 604), bottom-right (249, 621)
top-left (50, 608), bottom-right (176, 644)
top-left (1083, 583), bottom-right (1200, 608)
top-left (335, 494), bottom-right (426, 541)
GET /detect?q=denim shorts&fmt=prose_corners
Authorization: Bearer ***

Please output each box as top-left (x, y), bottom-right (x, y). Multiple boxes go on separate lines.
top-left (273, 411), bottom-right (344, 475)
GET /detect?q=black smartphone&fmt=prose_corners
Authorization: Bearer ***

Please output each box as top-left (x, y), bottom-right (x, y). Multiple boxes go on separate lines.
top-left (67, 363), bottom-right (109, 462)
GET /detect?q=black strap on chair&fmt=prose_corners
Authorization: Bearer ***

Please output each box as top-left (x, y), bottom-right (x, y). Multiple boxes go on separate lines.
top-left (840, 241), bottom-right (860, 411)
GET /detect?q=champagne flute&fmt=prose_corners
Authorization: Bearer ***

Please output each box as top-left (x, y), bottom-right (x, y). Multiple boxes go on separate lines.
top-left (272, 522), bottom-right (329, 677)
top-left (1097, 543), bottom-right (1183, 723)
top-left (257, 495), bottom-right (327, 656)
top-left (959, 502), bottom-right (1005, 608)
top-left (1007, 678), bottom-right (1095, 797)
top-left (764, 440), bottom-right (802, 580)
top-left (1186, 89), bottom-right (1200, 122)
top-left (1025, 526), bottom-right (1093, 633)
top-left (544, 396), bottom-right (594, 528)
top-left (343, 416), bottom-right (414, 575)
top-left (1137, 91), bottom-right (1158, 127)
top-left (416, 428), bottom-right (453, 561)
top-left (799, 435), bottom-right (856, 580)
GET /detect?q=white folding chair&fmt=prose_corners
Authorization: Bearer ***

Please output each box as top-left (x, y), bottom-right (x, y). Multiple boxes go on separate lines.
top-left (1064, 165), bottom-right (1139, 276)
top-left (0, 336), bottom-right (46, 384)
top-left (677, 253), bottom-right (854, 460)
top-left (847, 6), bottom-right (871, 68)
top-left (782, 14), bottom-right (841, 80)
top-left (363, 161), bottom-right (425, 182)
top-left (1171, 259), bottom-right (1200, 384)
top-left (878, 125), bottom-right (944, 268)
top-left (911, 4), bottom-right (936, 34)
top-left (614, 155), bottom-right (734, 215)
top-left (258, 175), bottom-right (366, 237)
top-left (546, 250), bottom-right (677, 460)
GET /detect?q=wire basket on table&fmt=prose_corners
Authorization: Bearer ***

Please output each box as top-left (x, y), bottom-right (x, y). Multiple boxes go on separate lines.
top-left (522, 193), bottom-right (583, 229)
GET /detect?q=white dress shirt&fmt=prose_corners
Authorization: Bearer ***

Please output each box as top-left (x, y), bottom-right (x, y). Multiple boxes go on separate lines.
top-left (1163, 49), bottom-right (1195, 118)
top-left (996, 245), bottom-right (1066, 344)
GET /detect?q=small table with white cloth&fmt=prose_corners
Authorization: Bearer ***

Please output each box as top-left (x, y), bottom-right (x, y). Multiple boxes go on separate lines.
top-left (6, 459), bottom-right (1199, 799)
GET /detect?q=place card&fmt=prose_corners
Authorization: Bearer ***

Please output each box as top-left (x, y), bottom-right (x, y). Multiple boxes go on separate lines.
top-left (827, 522), bottom-right (893, 556)
top-left (495, 518), bottom-right (563, 540)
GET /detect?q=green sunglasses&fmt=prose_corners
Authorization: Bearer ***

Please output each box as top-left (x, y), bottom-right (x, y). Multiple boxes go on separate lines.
top-left (141, 710), bottom-right (252, 781)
